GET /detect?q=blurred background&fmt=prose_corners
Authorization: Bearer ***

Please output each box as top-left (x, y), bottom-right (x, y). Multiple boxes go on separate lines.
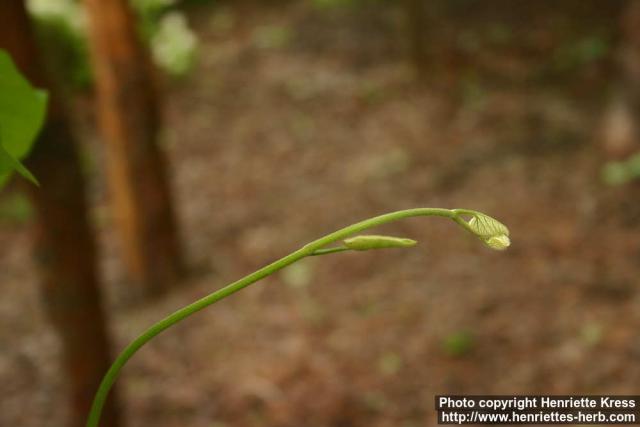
top-left (1, 0), bottom-right (639, 426)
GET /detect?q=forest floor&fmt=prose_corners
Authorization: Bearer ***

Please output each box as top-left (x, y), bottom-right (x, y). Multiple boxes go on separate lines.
top-left (1, 1), bottom-right (639, 426)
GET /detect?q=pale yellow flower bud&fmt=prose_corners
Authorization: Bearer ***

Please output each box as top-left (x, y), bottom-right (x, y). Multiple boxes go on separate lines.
top-left (485, 234), bottom-right (511, 250)
top-left (465, 212), bottom-right (511, 251)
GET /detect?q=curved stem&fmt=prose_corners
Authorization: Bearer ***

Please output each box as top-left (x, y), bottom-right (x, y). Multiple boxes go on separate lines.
top-left (87, 207), bottom-right (459, 427)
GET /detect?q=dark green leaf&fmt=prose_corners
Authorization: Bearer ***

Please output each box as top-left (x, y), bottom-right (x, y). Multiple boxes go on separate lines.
top-left (0, 49), bottom-right (47, 187)
top-left (0, 135), bottom-right (39, 186)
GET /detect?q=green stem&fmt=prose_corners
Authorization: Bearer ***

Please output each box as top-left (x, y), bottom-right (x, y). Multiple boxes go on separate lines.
top-left (87, 207), bottom-right (459, 427)
top-left (310, 246), bottom-right (350, 256)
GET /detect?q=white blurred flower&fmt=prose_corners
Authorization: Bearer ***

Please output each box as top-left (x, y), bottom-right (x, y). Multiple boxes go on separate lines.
top-left (151, 12), bottom-right (198, 77)
top-left (26, 0), bottom-right (86, 31)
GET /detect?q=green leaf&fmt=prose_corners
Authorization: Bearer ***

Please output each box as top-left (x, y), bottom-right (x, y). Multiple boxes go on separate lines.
top-left (0, 191), bottom-right (32, 224)
top-left (0, 49), bottom-right (48, 187)
top-left (0, 138), bottom-right (39, 186)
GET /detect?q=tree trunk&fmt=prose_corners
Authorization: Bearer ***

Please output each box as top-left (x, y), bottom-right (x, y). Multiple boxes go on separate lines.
top-left (83, 0), bottom-right (184, 298)
top-left (0, 2), bottom-right (120, 427)
top-left (602, 0), bottom-right (640, 159)
top-left (405, 0), bottom-right (428, 77)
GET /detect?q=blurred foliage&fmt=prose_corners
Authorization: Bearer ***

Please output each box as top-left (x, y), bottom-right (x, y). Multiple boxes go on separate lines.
top-left (442, 330), bottom-right (474, 357)
top-left (0, 192), bottom-right (33, 225)
top-left (310, 0), bottom-right (390, 10)
top-left (135, 0), bottom-right (178, 38)
top-left (377, 351), bottom-right (403, 375)
top-left (580, 322), bottom-right (603, 347)
top-left (552, 34), bottom-right (609, 72)
top-left (210, 8), bottom-right (235, 34)
top-left (27, 0), bottom-right (90, 88)
top-left (151, 12), bottom-right (198, 76)
top-left (602, 152), bottom-right (640, 185)
top-left (486, 23), bottom-right (512, 46)
top-left (134, 0), bottom-right (198, 76)
top-left (26, 0), bottom-right (199, 87)
top-left (311, 0), bottom-right (357, 9)
top-left (252, 25), bottom-right (292, 50)
top-left (0, 50), bottom-right (47, 187)
top-left (460, 72), bottom-right (487, 111)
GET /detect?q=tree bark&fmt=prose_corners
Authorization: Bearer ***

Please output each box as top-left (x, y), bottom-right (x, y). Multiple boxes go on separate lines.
top-left (83, 0), bottom-right (184, 297)
top-left (0, 2), bottom-right (120, 427)
top-left (405, 0), bottom-right (428, 77)
top-left (602, 0), bottom-right (640, 159)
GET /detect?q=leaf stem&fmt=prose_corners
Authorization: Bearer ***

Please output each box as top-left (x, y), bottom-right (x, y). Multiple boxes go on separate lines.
top-left (310, 246), bottom-right (350, 256)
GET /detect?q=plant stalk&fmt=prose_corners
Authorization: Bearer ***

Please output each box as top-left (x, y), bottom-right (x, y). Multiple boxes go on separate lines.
top-left (87, 208), bottom-right (461, 427)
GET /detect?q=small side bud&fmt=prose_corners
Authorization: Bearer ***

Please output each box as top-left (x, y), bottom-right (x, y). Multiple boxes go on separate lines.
top-left (343, 235), bottom-right (417, 251)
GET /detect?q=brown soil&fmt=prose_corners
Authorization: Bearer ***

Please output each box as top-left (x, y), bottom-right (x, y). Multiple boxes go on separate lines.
top-left (1, 1), bottom-right (639, 426)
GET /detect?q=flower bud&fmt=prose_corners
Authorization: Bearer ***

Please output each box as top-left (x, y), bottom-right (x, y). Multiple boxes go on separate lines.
top-left (485, 234), bottom-right (511, 250)
top-left (466, 213), bottom-right (510, 251)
